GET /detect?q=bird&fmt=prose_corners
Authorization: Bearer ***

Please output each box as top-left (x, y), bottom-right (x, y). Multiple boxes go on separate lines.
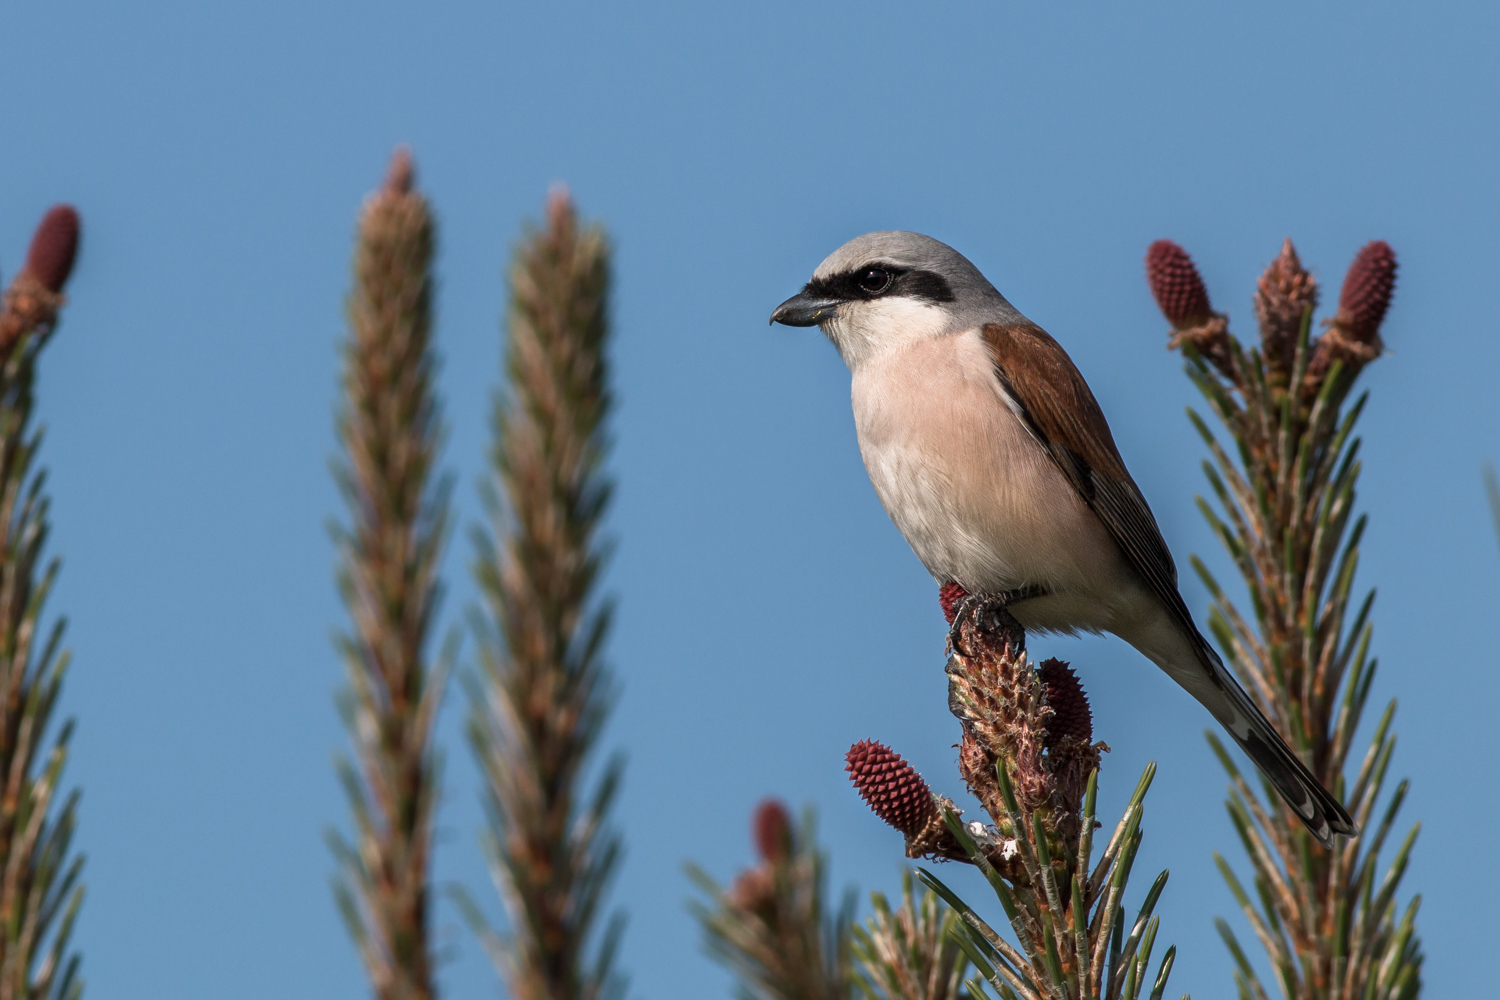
top-left (770, 230), bottom-right (1355, 846)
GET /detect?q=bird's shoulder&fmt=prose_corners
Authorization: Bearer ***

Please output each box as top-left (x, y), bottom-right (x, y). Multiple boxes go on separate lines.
top-left (979, 320), bottom-right (1183, 598)
top-left (978, 321), bottom-right (1127, 481)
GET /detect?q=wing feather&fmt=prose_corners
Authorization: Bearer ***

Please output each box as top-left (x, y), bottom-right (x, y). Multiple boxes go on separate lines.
top-left (981, 322), bottom-right (1193, 632)
top-left (982, 323), bottom-right (1356, 842)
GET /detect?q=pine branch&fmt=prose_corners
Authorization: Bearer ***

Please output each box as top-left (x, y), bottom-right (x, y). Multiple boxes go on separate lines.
top-left (1146, 238), bottom-right (1421, 1000)
top-left (0, 204), bottom-right (84, 1000)
top-left (330, 148), bottom-right (449, 1000)
top-left (462, 187), bottom-right (623, 1000)
top-left (852, 871), bottom-right (967, 1000)
top-left (847, 600), bottom-right (1184, 1000)
top-left (688, 801), bottom-right (855, 1000)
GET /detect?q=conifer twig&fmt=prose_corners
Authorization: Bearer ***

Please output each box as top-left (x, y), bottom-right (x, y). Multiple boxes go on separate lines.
top-left (846, 598), bottom-right (1183, 1000)
top-left (852, 871), bottom-right (967, 1000)
top-left (330, 148), bottom-right (449, 1000)
top-left (0, 204), bottom-right (84, 1000)
top-left (1482, 463), bottom-right (1500, 550)
top-left (687, 800), bottom-right (855, 1000)
top-left (458, 187), bottom-right (623, 1000)
top-left (1147, 237), bottom-right (1421, 1000)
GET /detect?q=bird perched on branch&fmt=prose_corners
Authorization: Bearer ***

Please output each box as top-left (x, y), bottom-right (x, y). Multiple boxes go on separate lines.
top-left (770, 231), bottom-right (1354, 846)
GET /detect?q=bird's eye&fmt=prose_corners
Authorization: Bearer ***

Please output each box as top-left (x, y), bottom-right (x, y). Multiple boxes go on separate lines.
top-left (858, 267), bottom-right (893, 294)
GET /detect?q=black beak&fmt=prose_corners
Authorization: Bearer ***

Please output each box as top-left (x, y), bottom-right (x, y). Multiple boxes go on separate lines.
top-left (769, 289), bottom-right (840, 327)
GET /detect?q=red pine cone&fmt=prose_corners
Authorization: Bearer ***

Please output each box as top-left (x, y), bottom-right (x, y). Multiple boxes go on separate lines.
top-left (1038, 658), bottom-right (1092, 746)
top-left (24, 205), bottom-right (79, 293)
top-left (752, 798), bottom-right (792, 863)
top-left (1146, 240), bottom-right (1212, 328)
top-left (938, 581), bottom-right (968, 624)
top-left (845, 740), bottom-right (937, 836)
top-left (1337, 241), bottom-right (1397, 344)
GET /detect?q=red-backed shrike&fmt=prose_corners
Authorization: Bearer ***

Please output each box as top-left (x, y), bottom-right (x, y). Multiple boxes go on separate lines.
top-left (772, 230), bottom-right (1353, 846)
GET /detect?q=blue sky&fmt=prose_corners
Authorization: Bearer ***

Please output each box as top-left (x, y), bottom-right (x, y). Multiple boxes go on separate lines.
top-left (1, 2), bottom-right (1496, 997)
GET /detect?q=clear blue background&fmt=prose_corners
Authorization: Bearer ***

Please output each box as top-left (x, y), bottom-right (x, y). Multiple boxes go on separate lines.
top-left (0, 2), bottom-right (1493, 997)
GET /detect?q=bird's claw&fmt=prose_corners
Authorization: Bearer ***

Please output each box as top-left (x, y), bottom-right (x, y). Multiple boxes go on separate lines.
top-left (945, 587), bottom-right (1042, 658)
top-left (946, 594), bottom-right (982, 657)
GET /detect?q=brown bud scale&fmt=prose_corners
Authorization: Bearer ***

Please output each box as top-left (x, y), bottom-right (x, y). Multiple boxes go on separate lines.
top-left (383, 146), bottom-right (415, 196)
top-left (727, 866), bottom-right (776, 914)
top-left (1255, 238), bottom-right (1319, 373)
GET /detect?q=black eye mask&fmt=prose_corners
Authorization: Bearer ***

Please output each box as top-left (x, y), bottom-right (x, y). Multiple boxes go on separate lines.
top-left (803, 265), bottom-right (956, 305)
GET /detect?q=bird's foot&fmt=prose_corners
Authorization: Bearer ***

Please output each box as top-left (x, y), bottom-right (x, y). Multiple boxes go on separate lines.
top-left (944, 586), bottom-right (1041, 658)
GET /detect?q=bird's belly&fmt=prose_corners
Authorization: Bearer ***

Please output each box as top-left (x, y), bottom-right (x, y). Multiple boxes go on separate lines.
top-left (851, 335), bottom-right (1130, 632)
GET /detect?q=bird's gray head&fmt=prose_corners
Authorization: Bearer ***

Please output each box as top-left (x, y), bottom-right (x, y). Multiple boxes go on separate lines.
top-left (770, 231), bottom-right (1020, 368)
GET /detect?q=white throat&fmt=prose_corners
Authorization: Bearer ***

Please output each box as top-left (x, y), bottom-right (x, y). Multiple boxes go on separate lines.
top-left (821, 297), bottom-right (958, 371)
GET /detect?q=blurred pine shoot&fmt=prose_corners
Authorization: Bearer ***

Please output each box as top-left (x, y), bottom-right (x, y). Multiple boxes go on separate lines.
top-left (846, 601), bottom-right (1182, 1000)
top-left (330, 149), bottom-right (450, 1000)
top-left (687, 800), bottom-right (855, 1000)
top-left (1483, 463), bottom-right (1500, 544)
top-left (457, 188), bottom-right (624, 1000)
top-left (853, 871), bottom-right (967, 1000)
top-left (0, 205), bottom-right (84, 1000)
top-left (1146, 238), bottom-right (1422, 1000)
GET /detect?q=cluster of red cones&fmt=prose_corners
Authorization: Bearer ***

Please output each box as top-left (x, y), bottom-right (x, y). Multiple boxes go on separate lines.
top-left (1145, 235), bottom-right (1396, 386)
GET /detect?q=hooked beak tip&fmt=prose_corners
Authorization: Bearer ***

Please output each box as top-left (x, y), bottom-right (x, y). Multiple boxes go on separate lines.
top-left (769, 292), bottom-right (839, 328)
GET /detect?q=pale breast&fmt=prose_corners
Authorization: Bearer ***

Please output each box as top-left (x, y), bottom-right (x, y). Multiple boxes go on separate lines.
top-left (849, 329), bottom-right (1126, 606)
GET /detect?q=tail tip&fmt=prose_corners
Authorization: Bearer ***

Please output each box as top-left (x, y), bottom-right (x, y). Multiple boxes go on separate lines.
top-left (1306, 803), bottom-right (1358, 848)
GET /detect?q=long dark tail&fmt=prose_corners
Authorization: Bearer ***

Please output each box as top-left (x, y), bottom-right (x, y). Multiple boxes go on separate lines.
top-left (1185, 633), bottom-right (1356, 848)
